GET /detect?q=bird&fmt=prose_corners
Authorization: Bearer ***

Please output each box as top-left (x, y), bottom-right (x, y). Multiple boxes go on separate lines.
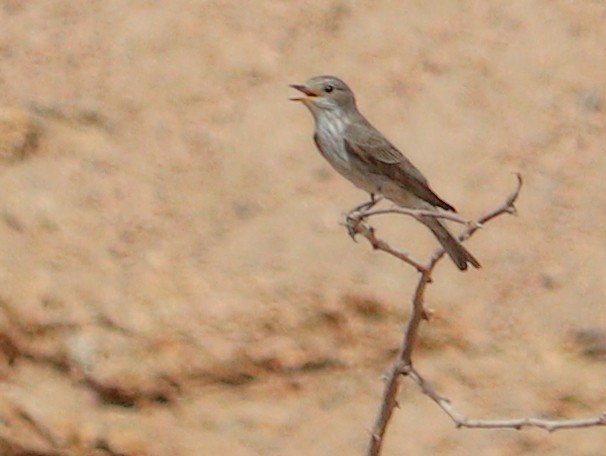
top-left (290, 75), bottom-right (480, 271)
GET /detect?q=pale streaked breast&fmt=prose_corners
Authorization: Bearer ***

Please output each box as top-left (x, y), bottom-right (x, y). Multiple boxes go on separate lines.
top-left (314, 109), bottom-right (349, 164)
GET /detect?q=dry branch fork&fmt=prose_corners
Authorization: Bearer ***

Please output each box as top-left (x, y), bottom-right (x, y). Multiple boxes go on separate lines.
top-left (344, 175), bottom-right (606, 456)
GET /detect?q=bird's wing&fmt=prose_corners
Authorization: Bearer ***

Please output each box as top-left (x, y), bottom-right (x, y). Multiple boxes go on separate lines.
top-left (344, 121), bottom-right (456, 212)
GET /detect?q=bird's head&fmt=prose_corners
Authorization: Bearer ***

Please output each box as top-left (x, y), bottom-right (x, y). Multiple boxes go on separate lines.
top-left (290, 75), bottom-right (356, 115)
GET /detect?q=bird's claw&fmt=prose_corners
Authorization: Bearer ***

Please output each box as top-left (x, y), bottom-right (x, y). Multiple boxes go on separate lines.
top-left (345, 217), bottom-right (360, 241)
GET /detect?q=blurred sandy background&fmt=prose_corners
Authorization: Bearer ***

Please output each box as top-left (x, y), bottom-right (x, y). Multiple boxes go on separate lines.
top-left (0, 1), bottom-right (605, 455)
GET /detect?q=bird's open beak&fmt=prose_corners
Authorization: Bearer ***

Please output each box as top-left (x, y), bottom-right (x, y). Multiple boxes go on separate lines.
top-left (289, 84), bottom-right (317, 102)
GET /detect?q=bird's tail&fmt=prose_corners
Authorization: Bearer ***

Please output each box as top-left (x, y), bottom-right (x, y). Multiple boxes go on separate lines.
top-left (421, 216), bottom-right (480, 271)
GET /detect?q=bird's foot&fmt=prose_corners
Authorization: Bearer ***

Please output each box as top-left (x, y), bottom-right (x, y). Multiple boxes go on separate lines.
top-left (347, 194), bottom-right (383, 218)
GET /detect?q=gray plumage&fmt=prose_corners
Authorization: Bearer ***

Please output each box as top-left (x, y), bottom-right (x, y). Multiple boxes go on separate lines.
top-left (291, 75), bottom-right (480, 270)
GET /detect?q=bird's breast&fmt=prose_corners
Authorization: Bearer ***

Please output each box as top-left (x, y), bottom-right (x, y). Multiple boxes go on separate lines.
top-left (314, 110), bottom-right (349, 164)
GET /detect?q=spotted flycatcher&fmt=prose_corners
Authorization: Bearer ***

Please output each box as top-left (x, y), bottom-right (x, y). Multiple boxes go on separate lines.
top-left (290, 75), bottom-right (480, 270)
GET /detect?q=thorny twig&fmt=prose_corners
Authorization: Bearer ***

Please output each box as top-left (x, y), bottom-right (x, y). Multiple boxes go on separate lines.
top-left (344, 175), bottom-right (606, 456)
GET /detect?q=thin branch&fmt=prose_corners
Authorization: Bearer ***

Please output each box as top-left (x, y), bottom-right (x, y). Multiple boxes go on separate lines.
top-left (362, 176), bottom-right (523, 456)
top-left (351, 206), bottom-right (475, 226)
top-left (406, 366), bottom-right (606, 432)
top-left (428, 173), bottom-right (522, 266)
top-left (347, 172), bottom-right (604, 455)
top-left (345, 220), bottom-right (429, 273)
top-left (363, 173), bottom-right (606, 455)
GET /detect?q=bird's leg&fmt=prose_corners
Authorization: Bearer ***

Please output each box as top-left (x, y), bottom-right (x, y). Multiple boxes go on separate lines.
top-left (349, 193), bottom-right (382, 216)
top-left (345, 194), bottom-right (383, 241)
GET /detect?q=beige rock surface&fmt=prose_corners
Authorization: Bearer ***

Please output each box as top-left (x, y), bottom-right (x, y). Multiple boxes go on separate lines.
top-left (0, 1), bottom-right (605, 454)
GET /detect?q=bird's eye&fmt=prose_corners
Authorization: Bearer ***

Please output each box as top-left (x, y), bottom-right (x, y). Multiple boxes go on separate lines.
top-left (324, 84), bottom-right (334, 93)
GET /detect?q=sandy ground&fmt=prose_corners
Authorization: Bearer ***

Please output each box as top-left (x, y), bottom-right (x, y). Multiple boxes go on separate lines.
top-left (0, 1), bottom-right (606, 455)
